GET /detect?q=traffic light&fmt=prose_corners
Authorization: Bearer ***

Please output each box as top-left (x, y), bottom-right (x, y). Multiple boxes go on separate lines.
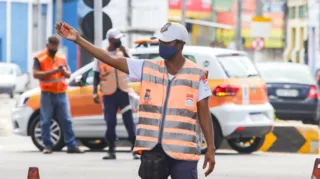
top-left (78, 0), bottom-right (113, 67)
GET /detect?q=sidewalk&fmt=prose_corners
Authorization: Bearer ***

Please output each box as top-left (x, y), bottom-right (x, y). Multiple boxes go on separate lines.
top-left (0, 95), bottom-right (14, 136)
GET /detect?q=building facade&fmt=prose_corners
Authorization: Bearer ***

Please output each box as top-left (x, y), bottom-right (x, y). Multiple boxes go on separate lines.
top-left (0, 0), bottom-right (53, 74)
top-left (283, 0), bottom-right (308, 63)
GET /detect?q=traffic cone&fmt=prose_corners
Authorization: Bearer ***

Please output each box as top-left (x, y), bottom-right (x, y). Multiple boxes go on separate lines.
top-left (311, 158), bottom-right (320, 179)
top-left (27, 167), bottom-right (40, 179)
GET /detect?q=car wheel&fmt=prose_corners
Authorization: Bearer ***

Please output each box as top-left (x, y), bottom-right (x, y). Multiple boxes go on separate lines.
top-left (30, 116), bottom-right (65, 151)
top-left (227, 136), bottom-right (265, 154)
top-left (200, 117), bottom-right (223, 154)
top-left (80, 139), bottom-right (108, 150)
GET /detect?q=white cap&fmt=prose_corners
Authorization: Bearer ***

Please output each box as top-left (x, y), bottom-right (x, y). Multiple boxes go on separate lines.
top-left (106, 28), bottom-right (125, 40)
top-left (153, 22), bottom-right (188, 43)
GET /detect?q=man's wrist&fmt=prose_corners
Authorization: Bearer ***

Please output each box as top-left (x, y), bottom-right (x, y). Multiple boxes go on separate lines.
top-left (74, 34), bottom-right (81, 44)
top-left (207, 145), bottom-right (216, 151)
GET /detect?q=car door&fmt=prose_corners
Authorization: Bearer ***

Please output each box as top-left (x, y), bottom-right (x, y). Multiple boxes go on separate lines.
top-left (68, 68), bottom-right (105, 138)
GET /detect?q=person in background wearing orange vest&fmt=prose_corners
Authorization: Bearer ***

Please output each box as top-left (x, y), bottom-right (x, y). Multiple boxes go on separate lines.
top-left (56, 22), bottom-right (215, 178)
top-left (92, 29), bottom-right (138, 160)
top-left (33, 36), bottom-right (83, 154)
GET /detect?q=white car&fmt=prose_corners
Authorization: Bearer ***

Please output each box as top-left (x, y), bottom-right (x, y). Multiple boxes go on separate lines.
top-left (12, 44), bottom-right (274, 154)
top-left (0, 62), bottom-right (30, 98)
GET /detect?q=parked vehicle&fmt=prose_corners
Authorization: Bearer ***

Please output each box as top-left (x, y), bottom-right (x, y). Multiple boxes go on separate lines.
top-left (256, 62), bottom-right (320, 125)
top-left (0, 62), bottom-right (30, 98)
top-left (12, 41), bottom-right (274, 154)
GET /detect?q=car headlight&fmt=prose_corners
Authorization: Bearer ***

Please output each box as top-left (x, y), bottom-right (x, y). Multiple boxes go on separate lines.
top-left (16, 96), bottom-right (29, 107)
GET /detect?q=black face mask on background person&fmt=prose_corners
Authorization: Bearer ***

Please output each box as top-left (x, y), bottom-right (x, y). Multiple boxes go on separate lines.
top-left (113, 40), bottom-right (122, 48)
top-left (48, 49), bottom-right (57, 57)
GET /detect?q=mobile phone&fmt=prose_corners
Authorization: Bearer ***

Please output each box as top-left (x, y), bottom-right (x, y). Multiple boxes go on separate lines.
top-left (60, 23), bottom-right (68, 36)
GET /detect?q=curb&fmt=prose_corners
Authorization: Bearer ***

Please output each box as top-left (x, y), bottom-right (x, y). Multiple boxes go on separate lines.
top-left (221, 123), bottom-right (320, 154)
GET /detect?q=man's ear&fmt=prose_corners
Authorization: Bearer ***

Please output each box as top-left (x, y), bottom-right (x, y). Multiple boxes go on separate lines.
top-left (177, 41), bottom-right (184, 51)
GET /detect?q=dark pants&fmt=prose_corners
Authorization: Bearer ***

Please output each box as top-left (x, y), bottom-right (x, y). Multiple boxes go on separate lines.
top-left (40, 92), bottom-right (77, 149)
top-left (103, 90), bottom-right (136, 143)
top-left (139, 144), bottom-right (198, 179)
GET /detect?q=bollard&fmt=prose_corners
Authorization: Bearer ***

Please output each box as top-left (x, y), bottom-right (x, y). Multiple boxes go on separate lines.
top-left (27, 167), bottom-right (40, 179)
top-left (311, 158), bottom-right (320, 179)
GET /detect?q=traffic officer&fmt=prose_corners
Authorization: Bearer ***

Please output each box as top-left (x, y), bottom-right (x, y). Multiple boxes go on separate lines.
top-left (33, 35), bottom-right (83, 154)
top-left (56, 22), bottom-right (215, 178)
top-left (92, 28), bottom-right (138, 160)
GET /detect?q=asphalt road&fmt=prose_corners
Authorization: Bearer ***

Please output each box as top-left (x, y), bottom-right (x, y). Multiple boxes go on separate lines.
top-left (0, 94), bottom-right (319, 179)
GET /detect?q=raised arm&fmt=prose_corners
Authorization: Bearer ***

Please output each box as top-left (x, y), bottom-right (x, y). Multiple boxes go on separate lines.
top-left (55, 22), bottom-right (129, 74)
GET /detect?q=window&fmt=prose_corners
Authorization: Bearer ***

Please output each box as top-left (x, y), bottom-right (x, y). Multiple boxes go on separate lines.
top-left (0, 66), bottom-right (14, 75)
top-left (84, 69), bottom-right (94, 85)
top-left (257, 64), bottom-right (315, 84)
top-left (290, 7), bottom-right (296, 19)
top-left (299, 5), bottom-right (305, 18)
top-left (217, 55), bottom-right (259, 78)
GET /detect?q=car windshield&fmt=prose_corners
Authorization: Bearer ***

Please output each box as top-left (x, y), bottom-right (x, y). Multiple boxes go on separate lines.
top-left (216, 55), bottom-right (259, 78)
top-left (256, 63), bottom-right (315, 84)
top-left (0, 66), bottom-right (14, 75)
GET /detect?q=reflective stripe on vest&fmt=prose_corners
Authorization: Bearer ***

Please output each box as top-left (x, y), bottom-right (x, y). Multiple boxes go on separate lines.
top-left (133, 59), bottom-right (208, 161)
top-left (35, 49), bottom-right (68, 93)
top-left (99, 53), bottom-right (132, 95)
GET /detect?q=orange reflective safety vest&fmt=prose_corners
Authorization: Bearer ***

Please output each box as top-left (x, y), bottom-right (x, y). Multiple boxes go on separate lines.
top-left (99, 50), bottom-right (132, 95)
top-left (35, 49), bottom-right (67, 93)
top-left (133, 59), bottom-right (208, 161)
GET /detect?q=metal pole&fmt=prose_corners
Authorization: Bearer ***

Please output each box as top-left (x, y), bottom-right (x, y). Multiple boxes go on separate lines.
top-left (127, 0), bottom-right (133, 48)
top-left (254, 0), bottom-right (263, 62)
top-left (94, 0), bottom-right (103, 48)
top-left (55, 0), bottom-right (63, 44)
top-left (255, 0), bottom-right (263, 16)
top-left (211, 0), bottom-right (216, 41)
top-left (181, 0), bottom-right (186, 26)
top-left (235, 0), bottom-right (242, 50)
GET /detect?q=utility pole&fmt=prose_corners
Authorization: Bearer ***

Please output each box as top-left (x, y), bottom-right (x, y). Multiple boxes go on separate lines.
top-left (127, 0), bottom-right (133, 48)
top-left (235, 0), bottom-right (242, 50)
top-left (94, 0), bottom-right (103, 48)
top-left (181, 0), bottom-right (186, 26)
top-left (55, 0), bottom-right (63, 44)
top-left (254, 0), bottom-right (263, 62)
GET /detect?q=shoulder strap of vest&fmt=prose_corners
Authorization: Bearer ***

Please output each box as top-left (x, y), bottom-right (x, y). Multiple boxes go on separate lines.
top-left (35, 49), bottom-right (47, 60)
top-left (185, 59), bottom-right (208, 80)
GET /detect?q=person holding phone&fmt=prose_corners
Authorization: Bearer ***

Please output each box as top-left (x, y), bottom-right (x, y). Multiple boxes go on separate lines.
top-left (32, 35), bottom-right (83, 154)
top-left (56, 22), bottom-right (216, 179)
top-left (92, 29), bottom-right (138, 160)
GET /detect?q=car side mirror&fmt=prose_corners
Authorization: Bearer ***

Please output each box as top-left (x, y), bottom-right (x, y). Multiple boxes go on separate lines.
top-left (75, 75), bottom-right (83, 86)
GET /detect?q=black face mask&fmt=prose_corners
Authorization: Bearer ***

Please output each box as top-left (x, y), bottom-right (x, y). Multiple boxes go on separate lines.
top-left (113, 41), bottom-right (122, 48)
top-left (48, 49), bottom-right (57, 57)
